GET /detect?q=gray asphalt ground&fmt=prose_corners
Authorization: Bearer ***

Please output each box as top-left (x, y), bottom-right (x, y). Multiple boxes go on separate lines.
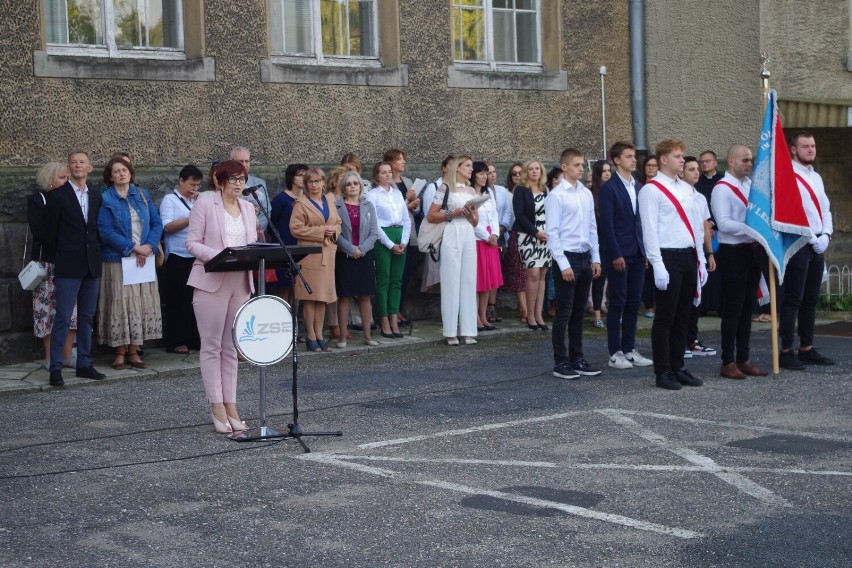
top-left (1, 327), bottom-right (850, 567)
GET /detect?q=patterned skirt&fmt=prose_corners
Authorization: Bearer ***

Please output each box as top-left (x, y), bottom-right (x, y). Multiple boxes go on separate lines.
top-left (97, 261), bottom-right (163, 347)
top-left (501, 231), bottom-right (527, 293)
top-left (517, 231), bottom-right (552, 268)
top-left (32, 262), bottom-right (77, 338)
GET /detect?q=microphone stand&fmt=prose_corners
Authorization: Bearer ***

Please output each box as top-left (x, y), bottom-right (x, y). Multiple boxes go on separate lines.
top-left (240, 187), bottom-right (342, 452)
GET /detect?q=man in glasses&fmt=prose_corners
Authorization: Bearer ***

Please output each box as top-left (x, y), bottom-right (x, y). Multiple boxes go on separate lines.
top-left (229, 146), bottom-right (269, 234)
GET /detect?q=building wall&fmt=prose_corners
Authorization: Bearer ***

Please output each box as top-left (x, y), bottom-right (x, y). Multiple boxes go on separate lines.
top-left (0, 1), bottom-right (632, 362)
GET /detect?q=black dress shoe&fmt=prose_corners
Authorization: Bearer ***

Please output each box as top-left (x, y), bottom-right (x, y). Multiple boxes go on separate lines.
top-left (655, 371), bottom-right (682, 390)
top-left (392, 332), bottom-right (405, 338)
top-left (380, 332), bottom-right (395, 339)
top-left (484, 325), bottom-right (497, 331)
top-left (779, 350), bottom-right (805, 371)
top-left (49, 370), bottom-right (65, 387)
top-left (76, 366), bottom-right (106, 380)
top-left (675, 369), bottom-right (703, 387)
top-left (537, 324), bottom-right (549, 331)
top-left (797, 348), bottom-right (835, 366)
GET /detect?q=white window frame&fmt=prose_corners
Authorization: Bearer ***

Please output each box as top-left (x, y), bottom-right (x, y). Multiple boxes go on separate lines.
top-left (44, 0), bottom-right (186, 60)
top-left (452, 0), bottom-right (542, 73)
top-left (268, 0), bottom-right (380, 68)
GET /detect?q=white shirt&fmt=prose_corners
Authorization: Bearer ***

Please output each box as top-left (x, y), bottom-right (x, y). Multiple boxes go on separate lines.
top-left (421, 177), bottom-right (443, 217)
top-left (793, 160), bottom-right (832, 236)
top-left (69, 179), bottom-right (89, 220)
top-left (493, 184), bottom-right (512, 230)
top-left (160, 190), bottom-right (196, 257)
top-left (544, 178), bottom-right (600, 271)
top-left (639, 173), bottom-right (706, 272)
top-left (617, 172), bottom-right (637, 214)
top-left (474, 188), bottom-right (500, 242)
top-left (710, 172), bottom-right (753, 245)
top-left (365, 185), bottom-right (411, 249)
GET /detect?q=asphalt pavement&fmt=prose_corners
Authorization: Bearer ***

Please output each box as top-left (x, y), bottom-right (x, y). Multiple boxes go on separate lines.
top-left (1, 318), bottom-right (850, 567)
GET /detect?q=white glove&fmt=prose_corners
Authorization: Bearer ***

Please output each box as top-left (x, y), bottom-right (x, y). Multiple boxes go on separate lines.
top-left (654, 268), bottom-right (670, 291)
top-left (698, 264), bottom-right (708, 288)
top-left (812, 234), bottom-right (829, 255)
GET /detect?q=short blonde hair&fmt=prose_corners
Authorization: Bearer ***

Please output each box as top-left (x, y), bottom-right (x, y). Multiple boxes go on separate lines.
top-left (35, 162), bottom-right (67, 191)
top-left (326, 166), bottom-right (348, 198)
top-left (446, 155), bottom-right (473, 190)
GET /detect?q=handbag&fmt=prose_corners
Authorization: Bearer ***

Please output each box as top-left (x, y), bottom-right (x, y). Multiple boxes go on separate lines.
top-left (417, 184), bottom-right (450, 262)
top-left (18, 196), bottom-right (48, 290)
top-left (137, 188), bottom-right (166, 268)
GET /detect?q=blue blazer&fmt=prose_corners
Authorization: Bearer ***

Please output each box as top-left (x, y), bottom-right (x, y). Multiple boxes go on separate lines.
top-left (598, 176), bottom-right (644, 261)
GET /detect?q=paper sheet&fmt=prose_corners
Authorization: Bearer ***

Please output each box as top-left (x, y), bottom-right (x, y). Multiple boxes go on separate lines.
top-left (122, 256), bottom-right (156, 285)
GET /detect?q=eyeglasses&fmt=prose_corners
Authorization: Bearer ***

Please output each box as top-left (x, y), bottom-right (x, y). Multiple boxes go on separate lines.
top-left (306, 179), bottom-right (324, 185)
top-left (227, 176), bottom-right (247, 185)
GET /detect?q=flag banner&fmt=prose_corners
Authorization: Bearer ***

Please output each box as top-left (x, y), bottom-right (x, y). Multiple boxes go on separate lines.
top-left (744, 89), bottom-right (811, 281)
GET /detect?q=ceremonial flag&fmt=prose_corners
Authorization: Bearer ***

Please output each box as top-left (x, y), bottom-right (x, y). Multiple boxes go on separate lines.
top-left (744, 89), bottom-right (811, 280)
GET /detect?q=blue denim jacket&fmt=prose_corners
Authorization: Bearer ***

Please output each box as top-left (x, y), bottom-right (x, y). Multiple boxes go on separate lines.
top-left (98, 185), bottom-right (164, 262)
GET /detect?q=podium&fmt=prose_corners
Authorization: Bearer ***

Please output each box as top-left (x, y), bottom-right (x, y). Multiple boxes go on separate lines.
top-left (205, 244), bottom-right (342, 450)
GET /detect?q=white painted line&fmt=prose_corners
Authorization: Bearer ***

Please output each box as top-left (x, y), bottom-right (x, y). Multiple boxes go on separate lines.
top-left (418, 479), bottom-right (704, 539)
top-left (358, 410), bottom-right (588, 449)
top-left (326, 455), bottom-right (559, 468)
top-left (297, 452), bottom-right (396, 478)
top-left (599, 410), bottom-right (792, 508)
top-left (608, 409), bottom-right (850, 442)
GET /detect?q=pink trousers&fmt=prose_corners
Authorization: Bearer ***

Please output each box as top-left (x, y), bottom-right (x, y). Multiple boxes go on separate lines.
top-left (192, 272), bottom-right (251, 403)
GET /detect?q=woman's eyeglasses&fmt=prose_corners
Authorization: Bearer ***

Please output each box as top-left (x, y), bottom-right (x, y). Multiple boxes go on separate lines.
top-left (227, 176), bottom-right (247, 185)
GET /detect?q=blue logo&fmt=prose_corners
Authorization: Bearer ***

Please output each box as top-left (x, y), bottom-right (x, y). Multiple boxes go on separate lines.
top-left (239, 315), bottom-right (267, 343)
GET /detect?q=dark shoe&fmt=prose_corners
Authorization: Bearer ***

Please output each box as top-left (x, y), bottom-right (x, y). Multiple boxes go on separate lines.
top-left (797, 348), bottom-right (835, 366)
top-left (398, 319), bottom-right (413, 327)
top-left (537, 324), bottom-right (549, 331)
top-left (477, 326), bottom-right (488, 333)
top-left (569, 358), bottom-right (601, 376)
top-left (392, 332), bottom-right (405, 339)
top-left (380, 332), bottom-right (396, 339)
top-left (720, 362), bottom-right (746, 380)
top-left (736, 360), bottom-right (768, 376)
top-left (779, 350), bottom-right (805, 371)
top-left (305, 339), bottom-right (321, 352)
top-left (655, 371), bottom-right (682, 390)
top-left (49, 370), bottom-right (65, 387)
top-left (351, 324), bottom-right (364, 331)
top-left (76, 366), bottom-right (106, 380)
top-left (675, 369), bottom-right (703, 387)
top-left (527, 324), bottom-right (540, 331)
top-left (552, 362), bottom-right (580, 380)
top-left (317, 339), bottom-right (332, 352)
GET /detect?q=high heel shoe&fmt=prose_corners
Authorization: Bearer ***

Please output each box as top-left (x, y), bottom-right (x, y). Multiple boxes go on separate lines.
top-left (317, 339), bottom-right (331, 352)
top-left (127, 354), bottom-right (147, 369)
top-left (211, 413), bottom-right (233, 434)
top-left (227, 415), bottom-right (248, 432)
top-left (111, 353), bottom-right (126, 370)
top-left (305, 339), bottom-right (321, 352)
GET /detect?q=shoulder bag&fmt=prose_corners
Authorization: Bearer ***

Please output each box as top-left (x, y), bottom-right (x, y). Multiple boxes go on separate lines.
top-left (416, 184), bottom-right (451, 261)
top-left (19, 194), bottom-right (48, 290)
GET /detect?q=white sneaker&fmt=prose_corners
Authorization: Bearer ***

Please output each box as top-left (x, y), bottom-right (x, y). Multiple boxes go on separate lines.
top-left (683, 349), bottom-right (693, 359)
top-left (625, 349), bottom-right (653, 367)
top-left (608, 351), bottom-right (633, 369)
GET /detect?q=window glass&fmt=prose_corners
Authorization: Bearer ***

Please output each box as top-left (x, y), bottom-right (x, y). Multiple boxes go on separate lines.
top-left (453, 0), bottom-right (539, 65)
top-left (113, 0), bottom-right (181, 49)
top-left (270, 0), bottom-right (377, 58)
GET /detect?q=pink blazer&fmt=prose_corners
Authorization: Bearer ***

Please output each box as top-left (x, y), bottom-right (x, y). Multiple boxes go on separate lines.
top-left (186, 194), bottom-right (257, 294)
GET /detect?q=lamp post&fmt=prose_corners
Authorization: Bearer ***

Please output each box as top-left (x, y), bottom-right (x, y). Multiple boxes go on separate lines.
top-left (600, 65), bottom-right (608, 159)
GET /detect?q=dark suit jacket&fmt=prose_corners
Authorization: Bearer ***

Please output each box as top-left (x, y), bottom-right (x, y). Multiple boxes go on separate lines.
top-left (43, 181), bottom-right (102, 278)
top-left (598, 176), bottom-right (644, 261)
top-left (26, 191), bottom-right (53, 263)
top-left (511, 185), bottom-right (544, 234)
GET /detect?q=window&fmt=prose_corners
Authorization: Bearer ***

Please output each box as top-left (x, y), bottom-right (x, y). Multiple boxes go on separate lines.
top-left (452, 0), bottom-right (540, 69)
top-left (43, 0), bottom-right (184, 57)
top-left (268, 0), bottom-right (378, 63)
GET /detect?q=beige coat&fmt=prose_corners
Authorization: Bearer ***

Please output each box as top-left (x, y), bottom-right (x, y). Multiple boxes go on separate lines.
top-left (290, 192), bottom-right (342, 302)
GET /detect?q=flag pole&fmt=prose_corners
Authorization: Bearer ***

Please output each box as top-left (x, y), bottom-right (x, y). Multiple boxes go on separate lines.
top-left (760, 52), bottom-right (780, 378)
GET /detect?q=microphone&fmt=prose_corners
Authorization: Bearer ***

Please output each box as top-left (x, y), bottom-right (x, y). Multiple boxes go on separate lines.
top-left (241, 184), bottom-right (262, 196)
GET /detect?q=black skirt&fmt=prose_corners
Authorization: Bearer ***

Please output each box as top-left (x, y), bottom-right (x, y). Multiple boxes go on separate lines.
top-left (335, 249), bottom-right (376, 297)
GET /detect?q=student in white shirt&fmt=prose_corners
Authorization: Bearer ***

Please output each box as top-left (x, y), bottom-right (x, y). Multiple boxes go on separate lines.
top-left (638, 139), bottom-right (706, 390)
top-left (545, 148), bottom-right (602, 379)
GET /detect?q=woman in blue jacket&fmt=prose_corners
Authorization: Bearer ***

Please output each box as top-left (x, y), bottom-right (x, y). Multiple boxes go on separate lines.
top-left (97, 156), bottom-right (164, 370)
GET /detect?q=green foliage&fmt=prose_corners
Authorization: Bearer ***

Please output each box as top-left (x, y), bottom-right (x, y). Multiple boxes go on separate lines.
top-left (818, 294), bottom-right (852, 312)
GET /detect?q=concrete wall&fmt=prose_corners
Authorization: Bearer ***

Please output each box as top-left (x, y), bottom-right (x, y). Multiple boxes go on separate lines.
top-left (0, 1), bottom-right (632, 363)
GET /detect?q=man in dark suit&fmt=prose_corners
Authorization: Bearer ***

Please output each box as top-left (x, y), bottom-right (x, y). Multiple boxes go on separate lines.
top-left (43, 150), bottom-right (106, 386)
top-left (598, 141), bottom-right (652, 370)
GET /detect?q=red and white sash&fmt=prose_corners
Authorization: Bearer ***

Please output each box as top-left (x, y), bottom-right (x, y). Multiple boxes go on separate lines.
top-left (795, 173), bottom-right (823, 223)
top-left (647, 180), bottom-right (701, 302)
top-left (715, 180), bottom-right (747, 207)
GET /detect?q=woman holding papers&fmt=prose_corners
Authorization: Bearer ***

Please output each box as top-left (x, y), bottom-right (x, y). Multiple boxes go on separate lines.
top-left (96, 156), bottom-right (163, 371)
top-left (425, 156), bottom-right (479, 345)
top-left (471, 161), bottom-right (503, 331)
top-left (186, 160), bottom-right (257, 434)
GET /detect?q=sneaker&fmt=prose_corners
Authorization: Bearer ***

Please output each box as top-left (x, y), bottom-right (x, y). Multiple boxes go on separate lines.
top-left (592, 319), bottom-right (605, 329)
top-left (625, 349), bottom-right (653, 367)
top-left (655, 371), bottom-right (681, 390)
top-left (797, 348), bottom-right (835, 366)
top-left (779, 350), bottom-right (805, 371)
top-left (683, 349), bottom-right (693, 359)
top-left (570, 357), bottom-right (602, 376)
top-left (608, 351), bottom-right (633, 370)
top-left (688, 340), bottom-right (716, 356)
top-left (553, 362), bottom-right (580, 380)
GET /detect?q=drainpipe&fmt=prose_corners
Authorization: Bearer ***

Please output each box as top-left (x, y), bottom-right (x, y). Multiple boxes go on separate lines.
top-left (630, 0), bottom-right (647, 151)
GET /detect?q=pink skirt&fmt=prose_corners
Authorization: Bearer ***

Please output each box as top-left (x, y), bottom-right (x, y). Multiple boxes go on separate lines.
top-left (476, 240), bottom-right (504, 292)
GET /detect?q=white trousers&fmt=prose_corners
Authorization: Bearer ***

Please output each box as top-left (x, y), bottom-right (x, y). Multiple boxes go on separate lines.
top-left (439, 220), bottom-right (478, 338)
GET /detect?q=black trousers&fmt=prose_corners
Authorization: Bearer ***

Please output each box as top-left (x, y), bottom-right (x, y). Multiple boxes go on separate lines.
top-left (652, 249), bottom-right (697, 375)
top-left (162, 254), bottom-right (200, 350)
top-left (780, 245), bottom-right (824, 350)
top-left (552, 252), bottom-right (593, 364)
top-left (717, 243), bottom-right (765, 365)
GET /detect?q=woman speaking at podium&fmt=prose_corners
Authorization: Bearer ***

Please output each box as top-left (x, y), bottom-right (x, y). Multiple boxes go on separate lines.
top-left (186, 160), bottom-right (257, 434)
